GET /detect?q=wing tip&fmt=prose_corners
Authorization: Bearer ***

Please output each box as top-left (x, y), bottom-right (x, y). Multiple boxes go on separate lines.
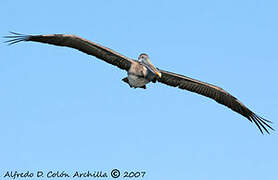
top-left (3, 31), bottom-right (30, 45)
top-left (249, 113), bottom-right (274, 135)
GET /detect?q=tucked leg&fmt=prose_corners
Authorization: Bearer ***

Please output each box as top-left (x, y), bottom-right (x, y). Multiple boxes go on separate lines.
top-left (122, 77), bottom-right (146, 89)
top-left (122, 77), bottom-right (132, 88)
top-left (139, 85), bottom-right (146, 89)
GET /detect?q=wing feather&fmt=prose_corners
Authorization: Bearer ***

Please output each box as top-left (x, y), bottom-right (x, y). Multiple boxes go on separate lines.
top-left (4, 32), bottom-right (133, 71)
top-left (157, 69), bottom-right (274, 134)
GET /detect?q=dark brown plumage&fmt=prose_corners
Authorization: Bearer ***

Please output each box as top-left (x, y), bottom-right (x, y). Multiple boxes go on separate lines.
top-left (157, 70), bottom-right (274, 134)
top-left (5, 32), bottom-right (132, 71)
top-left (4, 32), bottom-right (274, 134)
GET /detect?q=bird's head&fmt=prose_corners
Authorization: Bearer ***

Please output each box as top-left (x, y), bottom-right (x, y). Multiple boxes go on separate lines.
top-left (138, 53), bottom-right (162, 78)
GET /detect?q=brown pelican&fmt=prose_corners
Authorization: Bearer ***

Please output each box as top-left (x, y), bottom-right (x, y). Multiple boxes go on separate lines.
top-left (4, 32), bottom-right (274, 134)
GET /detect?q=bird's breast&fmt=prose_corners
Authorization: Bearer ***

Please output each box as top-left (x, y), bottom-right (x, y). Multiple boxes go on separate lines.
top-left (127, 62), bottom-right (149, 87)
top-left (127, 74), bottom-right (149, 87)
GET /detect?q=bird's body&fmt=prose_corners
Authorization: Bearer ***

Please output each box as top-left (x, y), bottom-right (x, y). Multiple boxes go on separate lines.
top-left (128, 73), bottom-right (149, 88)
top-left (127, 61), bottom-right (150, 88)
top-left (4, 32), bottom-right (274, 134)
top-left (126, 59), bottom-right (159, 88)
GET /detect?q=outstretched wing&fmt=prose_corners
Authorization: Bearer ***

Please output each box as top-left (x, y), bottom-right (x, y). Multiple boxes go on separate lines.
top-left (4, 32), bottom-right (134, 71)
top-left (157, 69), bottom-right (274, 134)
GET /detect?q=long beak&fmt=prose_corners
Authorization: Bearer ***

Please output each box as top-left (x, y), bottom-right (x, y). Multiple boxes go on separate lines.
top-left (141, 57), bottom-right (162, 78)
top-left (155, 69), bottom-right (162, 78)
top-left (146, 63), bottom-right (162, 78)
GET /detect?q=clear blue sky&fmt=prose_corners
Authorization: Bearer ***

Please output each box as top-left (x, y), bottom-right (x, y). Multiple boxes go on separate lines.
top-left (1, 0), bottom-right (277, 179)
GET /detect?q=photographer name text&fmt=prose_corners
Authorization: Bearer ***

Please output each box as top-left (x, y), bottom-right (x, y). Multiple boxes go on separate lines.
top-left (3, 169), bottom-right (146, 179)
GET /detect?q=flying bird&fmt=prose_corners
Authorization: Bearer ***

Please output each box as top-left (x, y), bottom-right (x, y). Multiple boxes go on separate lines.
top-left (4, 32), bottom-right (274, 134)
